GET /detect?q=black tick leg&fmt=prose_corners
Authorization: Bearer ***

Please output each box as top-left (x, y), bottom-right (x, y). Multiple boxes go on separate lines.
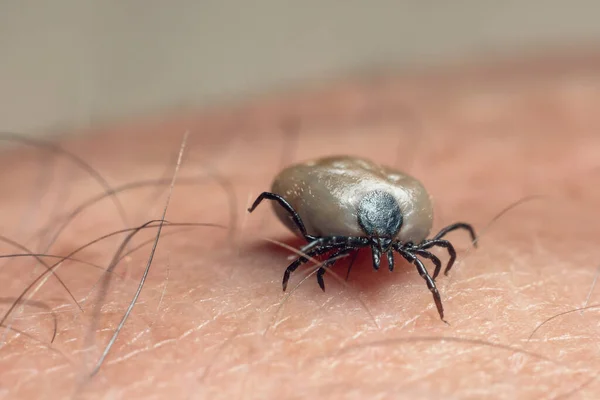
top-left (420, 239), bottom-right (457, 276)
top-left (282, 246), bottom-right (331, 291)
top-left (432, 222), bottom-right (477, 247)
top-left (399, 249), bottom-right (447, 322)
top-left (316, 249), bottom-right (352, 291)
top-left (413, 249), bottom-right (442, 280)
top-left (248, 192), bottom-right (316, 241)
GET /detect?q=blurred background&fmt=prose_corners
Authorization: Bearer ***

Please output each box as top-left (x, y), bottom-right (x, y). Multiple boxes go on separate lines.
top-left (1, 0), bottom-right (599, 136)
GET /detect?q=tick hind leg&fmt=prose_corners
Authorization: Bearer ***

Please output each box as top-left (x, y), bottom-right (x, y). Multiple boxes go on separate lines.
top-left (248, 192), bottom-right (316, 241)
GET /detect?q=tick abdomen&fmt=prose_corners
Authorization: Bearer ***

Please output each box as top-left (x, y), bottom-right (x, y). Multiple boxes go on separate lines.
top-left (270, 156), bottom-right (434, 243)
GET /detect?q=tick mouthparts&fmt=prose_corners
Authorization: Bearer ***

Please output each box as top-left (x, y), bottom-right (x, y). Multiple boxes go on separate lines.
top-left (374, 237), bottom-right (393, 252)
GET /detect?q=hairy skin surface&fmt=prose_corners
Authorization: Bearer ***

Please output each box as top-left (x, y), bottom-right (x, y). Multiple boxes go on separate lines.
top-left (1, 53), bottom-right (600, 399)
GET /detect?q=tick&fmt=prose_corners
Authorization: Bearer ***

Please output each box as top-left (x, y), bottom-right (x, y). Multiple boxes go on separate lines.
top-left (248, 156), bottom-right (477, 321)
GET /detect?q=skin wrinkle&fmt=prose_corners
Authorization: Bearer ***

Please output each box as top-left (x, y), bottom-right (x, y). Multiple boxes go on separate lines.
top-left (1, 54), bottom-right (600, 399)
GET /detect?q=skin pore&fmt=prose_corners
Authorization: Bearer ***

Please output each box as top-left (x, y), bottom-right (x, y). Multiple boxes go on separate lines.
top-left (1, 53), bottom-right (600, 399)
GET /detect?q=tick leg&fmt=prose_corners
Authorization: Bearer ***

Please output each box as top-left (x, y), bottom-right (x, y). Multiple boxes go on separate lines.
top-left (282, 246), bottom-right (331, 291)
top-left (300, 235), bottom-right (364, 254)
top-left (420, 239), bottom-right (457, 276)
top-left (432, 222), bottom-right (477, 247)
top-left (345, 251), bottom-right (360, 281)
top-left (400, 250), bottom-right (446, 322)
top-left (300, 237), bottom-right (331, 253)
top-left (317, 249), bottom-right (351, 291)
top-left (414, 249), bottom-right (442, 280)
top-left (248, 192), bottom-right (316, 241)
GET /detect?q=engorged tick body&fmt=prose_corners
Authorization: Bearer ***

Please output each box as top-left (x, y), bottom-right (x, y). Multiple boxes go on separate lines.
top-left (248, 156), bottom-right (477, 321)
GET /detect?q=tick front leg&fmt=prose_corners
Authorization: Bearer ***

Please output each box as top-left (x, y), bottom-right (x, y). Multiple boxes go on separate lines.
top-left (420, 239), bottom-right (457, 276)
top-left (399, 250), bottom-right (447, 322)
top-left (413, 249), bottom-right (442, 280)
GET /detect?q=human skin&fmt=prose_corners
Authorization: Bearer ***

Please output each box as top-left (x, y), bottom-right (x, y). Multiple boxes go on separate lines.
top-left (1, 52), bottom-right (600, 400)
